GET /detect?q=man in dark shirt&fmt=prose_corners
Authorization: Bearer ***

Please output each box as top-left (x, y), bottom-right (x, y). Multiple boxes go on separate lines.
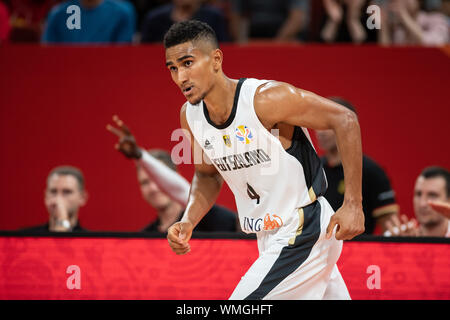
top-left (22, 166), bottom-right (88, 232)
top-left (142, 203), bottom-right (237, 233)
top-left (316, 97), bottom-right (399, 234)
top-left (229, 0), bottom-right (309, 42)
top-left (141, 0), bottom-right (229, 43)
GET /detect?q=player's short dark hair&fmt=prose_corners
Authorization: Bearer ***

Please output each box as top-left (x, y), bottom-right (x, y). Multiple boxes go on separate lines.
top-left (47, 166), bottom-right (85, 191)
top-left (163, 20), bottom-right (218, 49)
top-left (420, 166), bottom-right (450, 197)
top-left (328, 97), bottom-right (357, 116)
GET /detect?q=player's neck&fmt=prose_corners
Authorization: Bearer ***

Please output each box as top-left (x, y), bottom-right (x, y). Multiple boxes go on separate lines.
top-left (203, 76), bottom-right (238, 126)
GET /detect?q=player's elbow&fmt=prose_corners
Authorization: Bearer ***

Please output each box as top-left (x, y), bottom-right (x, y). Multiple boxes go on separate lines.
top-left (337, 109), bottom-right (359, 132)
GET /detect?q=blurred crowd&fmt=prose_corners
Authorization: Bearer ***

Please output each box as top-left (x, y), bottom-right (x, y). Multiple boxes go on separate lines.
top-left (0, 0), bottom-right (449, 45)
top-left (20, 109), bottom-right (450, 238)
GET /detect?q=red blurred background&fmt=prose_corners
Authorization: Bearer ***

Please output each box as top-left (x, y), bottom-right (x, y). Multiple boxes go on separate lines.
top-left (0, 44), bottom-right (449, 231)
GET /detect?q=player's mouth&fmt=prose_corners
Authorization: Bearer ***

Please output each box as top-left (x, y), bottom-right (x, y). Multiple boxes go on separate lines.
top-left (182, 85), bottom-right (194, 96)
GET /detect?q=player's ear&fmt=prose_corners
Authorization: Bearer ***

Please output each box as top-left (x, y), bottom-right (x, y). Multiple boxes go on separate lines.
top-left (212, 48), bottom-right (223, 72)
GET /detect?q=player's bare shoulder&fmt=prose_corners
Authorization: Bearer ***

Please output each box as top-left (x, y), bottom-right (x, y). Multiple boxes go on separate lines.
top-left (255, 81), bottom-right (301, 104)
top-left (180, 102), bottom-right (191, 133)
top-left (254, 81), bottom-right (302, 127)
top-left (180, 102), bottom-right (189, 118)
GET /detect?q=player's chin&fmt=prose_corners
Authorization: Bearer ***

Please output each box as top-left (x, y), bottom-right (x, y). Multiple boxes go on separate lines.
top-left (188, 96), bottom-right (202, 105)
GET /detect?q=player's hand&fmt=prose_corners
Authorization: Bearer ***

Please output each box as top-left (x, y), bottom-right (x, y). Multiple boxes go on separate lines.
top-left (428, 201), bottom-right (450, 219)
top-left (384, 214), bottom-right (419, 237)
top-left (167, 221), bottom-right (194, 255)
top-left (326, 201), bottom-right (365, 240)
top-left (106, 115), bottom-right (142, 159)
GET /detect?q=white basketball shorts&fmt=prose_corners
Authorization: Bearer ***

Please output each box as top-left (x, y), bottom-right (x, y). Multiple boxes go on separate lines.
top-left (229, 196), bottom-right (350, 300)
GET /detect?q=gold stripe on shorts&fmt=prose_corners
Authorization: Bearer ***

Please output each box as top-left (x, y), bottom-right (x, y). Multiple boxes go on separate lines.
top-left (289, 208), bottom-right (305, 246)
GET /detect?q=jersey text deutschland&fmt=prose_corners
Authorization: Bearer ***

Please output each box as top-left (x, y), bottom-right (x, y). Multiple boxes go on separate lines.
top-left (211, 149), bottom-right (271, 172)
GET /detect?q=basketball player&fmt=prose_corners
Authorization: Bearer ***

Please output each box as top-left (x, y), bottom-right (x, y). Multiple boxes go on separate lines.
top-left (165, 20), bottom-right (365, 299)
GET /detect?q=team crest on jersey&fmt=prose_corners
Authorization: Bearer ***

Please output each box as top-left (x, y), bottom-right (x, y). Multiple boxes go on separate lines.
top-left (263, 214), bottom-right (283, 231)
top-left (235, 125), bottom-right (253, 145)
top-left (222, 135), bottom-right (232, 147)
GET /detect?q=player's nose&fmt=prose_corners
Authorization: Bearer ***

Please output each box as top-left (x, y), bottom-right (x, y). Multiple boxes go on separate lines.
top-left (178, 68), bottom-right (189, 84)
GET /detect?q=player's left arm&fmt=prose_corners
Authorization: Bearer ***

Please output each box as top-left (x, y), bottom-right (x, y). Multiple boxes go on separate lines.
top-left (254, 81), bottom-right (365, 240)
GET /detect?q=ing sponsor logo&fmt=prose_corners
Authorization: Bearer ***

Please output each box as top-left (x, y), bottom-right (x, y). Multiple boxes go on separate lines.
top-left (243, 214), bottom-right (283, 232)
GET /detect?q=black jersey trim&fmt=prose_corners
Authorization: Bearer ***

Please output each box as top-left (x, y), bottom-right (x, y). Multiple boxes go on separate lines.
top-left (203, 78), bottom-right (247, 129)
top-left (286, 126), bottom-right (327, 198)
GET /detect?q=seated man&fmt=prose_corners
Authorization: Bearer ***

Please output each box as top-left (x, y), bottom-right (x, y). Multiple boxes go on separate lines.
top-left (315, 97), bottom-right (399, 235)
top-left (107, 115), bottom-right (238, 233)
top-left (385, 166), bottom-right (450, 237)
top-left (22, 166), bottom-right (88, 232)
top-left (141, 0), bottom-right (229, 43)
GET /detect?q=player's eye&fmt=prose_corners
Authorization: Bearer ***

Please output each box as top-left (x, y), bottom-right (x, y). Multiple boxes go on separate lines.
top-left (169, 66), bottom-right (177, 72)
top-left (184, 60), bottom-right (193, 67)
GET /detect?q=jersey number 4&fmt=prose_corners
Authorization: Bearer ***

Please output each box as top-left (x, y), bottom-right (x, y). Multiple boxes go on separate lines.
top-left (247, 183), bottom-right (260, 205)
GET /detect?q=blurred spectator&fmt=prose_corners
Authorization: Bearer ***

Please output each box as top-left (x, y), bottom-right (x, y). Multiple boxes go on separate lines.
top-left (442, 0), bottom-right (450, 17)
top-left (42, 0), bottom-right (136, 44)
top-left (229, 0), bottom-right (310, 42)
top-left (315, 97), bottom-right (399, 235)
top-left (106, 115), bottom-right (239, 233)
top-left (0, 1), bottom-right (10, 43)
top-left (378, 0), bottom-right (449, 46)
top-left (22, 166), bottom-right (89, 232)
top-left (128, 0), bottom-right (168, 35)
top-left (8, 0), bottom-right (58, 42)
top-left (137, 150), bottom-right (238, 233)
top-left (320, 0), bottom-right (368, 43)
top-left (385, 166), bottom-right (450, 237)
top-left (141, 0), bottom-right (229, 43)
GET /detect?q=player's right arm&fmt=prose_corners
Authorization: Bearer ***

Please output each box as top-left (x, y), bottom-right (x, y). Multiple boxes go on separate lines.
top-left (167, 103), bottom-right (224, 255)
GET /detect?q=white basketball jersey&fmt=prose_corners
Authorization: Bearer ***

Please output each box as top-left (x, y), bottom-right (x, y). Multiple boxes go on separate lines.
top-left (185, 78), bottom-right (328, 234)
